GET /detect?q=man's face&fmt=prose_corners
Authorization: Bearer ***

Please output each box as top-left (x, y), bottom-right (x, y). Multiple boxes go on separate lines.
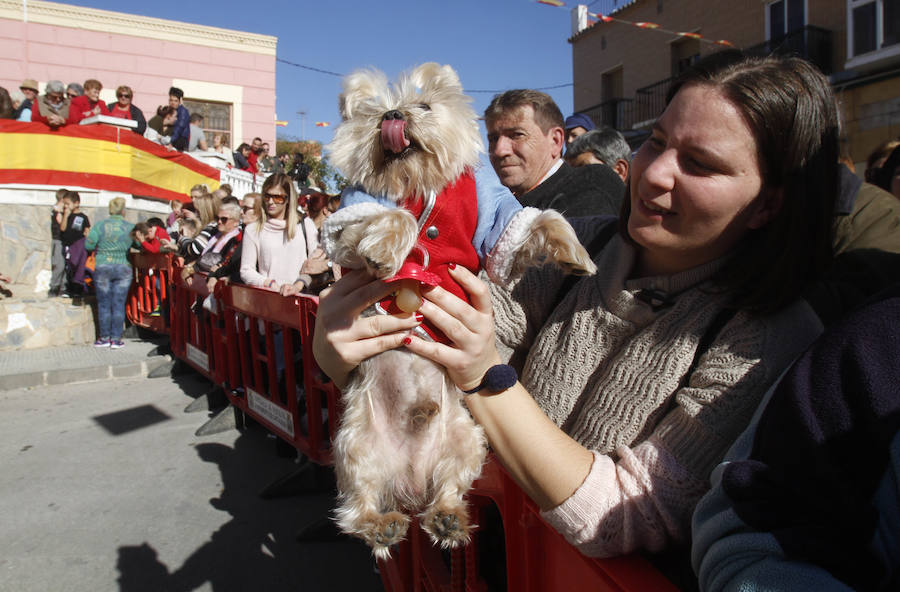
top-left (487, 105), bottom-right (563, 197)
top-left (566, 126), bottom-right (588, 146)
top-left (251, 138), bottom-right (262, 153)
top-left (46, 91), bottom-right (64, 108)
top-left (168, 95), bottom-right (180, 110)
top-left (21, 87), bottom-right (37, 101)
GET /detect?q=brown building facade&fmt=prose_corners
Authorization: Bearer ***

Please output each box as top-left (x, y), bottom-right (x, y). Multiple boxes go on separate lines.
top-left (570, 0), bottom-right (900, 170)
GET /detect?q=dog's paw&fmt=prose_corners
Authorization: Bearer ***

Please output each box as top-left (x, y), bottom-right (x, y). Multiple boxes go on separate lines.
top-left (356, 209), bottom-right (418, 278)
top-left (421, 507), bottom-right (472, 548)
top-left (360, 510), bottom-right (410, 558)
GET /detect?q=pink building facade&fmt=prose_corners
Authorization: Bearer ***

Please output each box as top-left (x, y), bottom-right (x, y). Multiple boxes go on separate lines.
top-left (0, 0), bottom-right (277, 149)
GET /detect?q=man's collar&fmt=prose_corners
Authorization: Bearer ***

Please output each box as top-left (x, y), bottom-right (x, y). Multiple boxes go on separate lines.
top-left (537, 159), bottom-right (565, 187)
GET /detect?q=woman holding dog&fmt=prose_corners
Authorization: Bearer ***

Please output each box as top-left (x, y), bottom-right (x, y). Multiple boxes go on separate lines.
top-left (314, 53), bottom-right (837, 560)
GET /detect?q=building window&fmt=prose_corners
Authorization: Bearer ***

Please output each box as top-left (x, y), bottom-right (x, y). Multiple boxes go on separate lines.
top-left (182, 99), bottom-right (232, 149)
top-left (671, 37), bottom-right (701, 77)
top-left (849, 0), bottom-right (900, 58)
top-left (767, 0), bottom-right (806, 40)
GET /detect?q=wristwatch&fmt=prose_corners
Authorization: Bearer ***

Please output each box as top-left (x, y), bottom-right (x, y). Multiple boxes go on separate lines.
top-left (462, 364), bottom-right (518, 395)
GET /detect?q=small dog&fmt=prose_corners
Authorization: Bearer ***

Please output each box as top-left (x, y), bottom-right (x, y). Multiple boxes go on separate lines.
top-left (322, 63), bottom-right (596, 558)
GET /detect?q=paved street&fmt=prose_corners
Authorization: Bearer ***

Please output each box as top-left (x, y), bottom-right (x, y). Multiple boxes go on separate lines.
top-left (0, 372), bottom-right (383, 592)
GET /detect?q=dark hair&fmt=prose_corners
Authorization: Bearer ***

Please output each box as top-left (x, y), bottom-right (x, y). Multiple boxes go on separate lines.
top-left (865, 139), bottom-right (900, 182)
top-left (63, 190), bottom-right (81, 203)
top-left (132, 222), bottom-right (150, 238)
top-left (874, 145), bottom-right (900, 192)
top-left (0, 87), bottom-right (13, 119)
top-left (190, 113), bottom-right (203, 123)
top-left (220, 195), bottom-right (240, 207)
top-left (306, 192), bottom-right (330, 217)
top-left (237, 142), bottom-right (250, 152)
top-left (219, 183), bottom-right (233, 195)
top-left (484, 89), bottom-right (564, 134)
top-left (146, 217), bottom-right (165, 228)
top-left (168, 87), bottom-right (184, 99)
top-left (156, 105), bottom-right (175, 117)
top-left (620, 52), bottom-right (838, 313)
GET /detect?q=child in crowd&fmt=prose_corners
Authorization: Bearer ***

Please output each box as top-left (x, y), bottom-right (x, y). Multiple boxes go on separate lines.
top-left (166, 200), bottom-right (183, 229)
top-left (49, 188), bottom-right (68, 297)
top-left (131, 221), bottom-right (176, 254)
top-left (60, 191), bottom-right (91, 298)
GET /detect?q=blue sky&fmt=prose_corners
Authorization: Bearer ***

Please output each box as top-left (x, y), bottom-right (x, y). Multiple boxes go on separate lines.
top-left (62, 0), bottom-right (583, 146)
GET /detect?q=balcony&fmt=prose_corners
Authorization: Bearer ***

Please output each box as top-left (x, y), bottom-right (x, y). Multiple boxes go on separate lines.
top-left (745, 25), bottom-right (834, 74)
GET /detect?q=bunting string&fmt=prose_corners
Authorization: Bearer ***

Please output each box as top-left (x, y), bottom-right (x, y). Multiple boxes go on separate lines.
top-left (536, 1), bottom-right (734, 47)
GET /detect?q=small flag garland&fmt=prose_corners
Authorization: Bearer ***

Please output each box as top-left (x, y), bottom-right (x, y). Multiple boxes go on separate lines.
top-left (315, 122), bottom-right (330, 128)
top-left (535, 1), bottom-right (734, 47)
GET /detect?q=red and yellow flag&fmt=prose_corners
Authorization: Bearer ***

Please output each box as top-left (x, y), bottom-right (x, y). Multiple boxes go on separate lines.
top-left (0, 121), bottom-right (220, 202)
top-left (315, 122), bottom-right (330, 128)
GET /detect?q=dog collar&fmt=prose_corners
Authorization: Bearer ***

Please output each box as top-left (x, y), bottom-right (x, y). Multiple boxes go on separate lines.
top-left (462, 364), bottom-right (518, 395)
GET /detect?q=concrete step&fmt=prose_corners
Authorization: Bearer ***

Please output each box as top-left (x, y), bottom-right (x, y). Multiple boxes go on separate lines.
top-left (0, 338), bottom-right (172, 391)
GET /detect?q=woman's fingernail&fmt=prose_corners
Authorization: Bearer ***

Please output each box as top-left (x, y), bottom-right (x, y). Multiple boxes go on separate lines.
top-left (448, 262), bottom-right (456, 270)
top-left (414, 313), bottom-right (424, 322)
top-left (402, 336), bottom-right (412, 345)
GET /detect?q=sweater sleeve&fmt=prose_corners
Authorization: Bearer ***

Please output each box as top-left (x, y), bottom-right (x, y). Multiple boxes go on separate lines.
top-left (541, 299), bottom-right (823, 558)
top-left (184, 223), bottom-right (217, 258)
top-left (239, 227), bottom-right (266, 287)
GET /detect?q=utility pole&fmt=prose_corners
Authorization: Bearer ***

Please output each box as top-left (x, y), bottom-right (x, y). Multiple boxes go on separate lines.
top-left (297, 110), bottom-right (306, 141)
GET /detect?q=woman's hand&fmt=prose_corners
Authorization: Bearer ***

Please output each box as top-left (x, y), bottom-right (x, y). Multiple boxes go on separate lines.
top-left (301, 248), bottom-right (332, 275)
top-left (206, 276), bottom-right (217, 293)
top-left (312, 269), bottom-right (422, 390)
top-left (279, 280), bottom-right (305, 297)
top-left (402, 265), bottom-right (502, 392)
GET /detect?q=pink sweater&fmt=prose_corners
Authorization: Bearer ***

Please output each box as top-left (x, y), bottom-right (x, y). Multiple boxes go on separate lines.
top-left (240, 218), bottom-right (318, 289)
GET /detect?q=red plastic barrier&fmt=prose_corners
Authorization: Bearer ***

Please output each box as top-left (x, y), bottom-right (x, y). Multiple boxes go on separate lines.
top-left (220, 284), bottom-right (340, 465)
top-left (169, 261), bottom-right (222, 381)
top-left (379, 456), bottom-right (679, 592)
top-left (126, 252), bottom-right (173, 334)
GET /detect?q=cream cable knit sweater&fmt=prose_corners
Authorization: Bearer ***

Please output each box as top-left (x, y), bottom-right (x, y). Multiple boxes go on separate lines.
top-left (490, 228), bottom-right (823, 557)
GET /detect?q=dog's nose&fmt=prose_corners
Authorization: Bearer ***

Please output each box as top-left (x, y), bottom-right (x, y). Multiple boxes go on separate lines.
top-left (382, 110), bottom-right (404, 121)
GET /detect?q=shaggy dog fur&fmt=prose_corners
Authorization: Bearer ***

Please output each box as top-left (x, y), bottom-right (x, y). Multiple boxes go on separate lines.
top-left (323, 63), bottom-right (595, 558)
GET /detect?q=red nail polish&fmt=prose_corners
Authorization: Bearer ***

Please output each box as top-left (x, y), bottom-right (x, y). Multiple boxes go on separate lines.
top-left (448, 262), bottom-right (456, 270)
top-left (402, 336), bottom-right (412, 345)
top-left (414, 313), bottom-right (424, 322)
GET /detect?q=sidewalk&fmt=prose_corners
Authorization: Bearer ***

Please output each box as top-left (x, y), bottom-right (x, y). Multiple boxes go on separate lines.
top-left (0, 337), bottom-right (173, 391)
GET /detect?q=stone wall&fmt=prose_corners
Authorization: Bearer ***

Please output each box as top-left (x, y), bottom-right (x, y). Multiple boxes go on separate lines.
top-left (0, 296), bottom-right (97, 350)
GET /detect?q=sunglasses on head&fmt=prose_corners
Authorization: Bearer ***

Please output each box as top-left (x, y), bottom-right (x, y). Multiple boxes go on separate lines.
top-left (263, 193), bottom-right (287, 204)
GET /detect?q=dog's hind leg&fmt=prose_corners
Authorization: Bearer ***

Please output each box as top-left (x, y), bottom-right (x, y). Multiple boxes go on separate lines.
top-left (333, 378), bottom-right (410, 559)
top-left (419, 377), bottom-right (488, 549)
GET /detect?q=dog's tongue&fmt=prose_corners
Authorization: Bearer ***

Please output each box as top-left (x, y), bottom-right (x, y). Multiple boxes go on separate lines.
top-left (381, 119), bottom-right (410, 154)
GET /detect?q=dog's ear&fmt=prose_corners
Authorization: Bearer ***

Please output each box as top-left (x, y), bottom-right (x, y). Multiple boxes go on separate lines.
top-left (339, 68), bottom-right (388, 121)
top-left (408, 63), bottom-right (463, 96)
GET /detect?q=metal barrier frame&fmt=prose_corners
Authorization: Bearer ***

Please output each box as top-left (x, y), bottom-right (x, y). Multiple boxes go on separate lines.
top-left (126, 252), bottom-right (174, 334)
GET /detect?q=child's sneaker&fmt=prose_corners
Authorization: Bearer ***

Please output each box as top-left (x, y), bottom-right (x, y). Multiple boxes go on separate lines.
top-left (110, 340), bottom-right (125, 350)
top-left (94, 338), bottom-right (110, 348)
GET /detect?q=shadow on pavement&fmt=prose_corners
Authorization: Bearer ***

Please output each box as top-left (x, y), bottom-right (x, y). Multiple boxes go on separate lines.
top-left (115, 425), bottom-right (384, 592)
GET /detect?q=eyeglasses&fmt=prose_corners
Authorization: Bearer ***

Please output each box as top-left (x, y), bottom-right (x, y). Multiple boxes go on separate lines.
top-left (263, 193), bottom-right (287, 204)
top-left (217, 216), bottom-right (235, 224)
top-left (240, 206), bottom-right (253, 212)
top-left (47, 93), bottom-right (63, 101)
top-left (66, 92), bottom-right (78, 98)
top-left (117, 94), bottom-right (132, 99)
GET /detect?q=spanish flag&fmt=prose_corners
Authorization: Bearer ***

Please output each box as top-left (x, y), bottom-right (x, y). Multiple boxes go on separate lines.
top-left (0, 121), bottom-right (220, 202)
top-left (315, 122), bottom-right (330, 128)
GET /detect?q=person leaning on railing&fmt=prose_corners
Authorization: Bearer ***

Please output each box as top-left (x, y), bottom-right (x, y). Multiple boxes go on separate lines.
top-left (312, 52), bottom-right (838, 561)
top-left (240, 173), bottom-right (317, 295)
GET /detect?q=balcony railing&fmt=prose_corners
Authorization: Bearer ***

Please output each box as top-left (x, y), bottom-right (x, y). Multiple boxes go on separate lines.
top-left (582, 98), bottom-right (634, 131)
top-left (745, 25), bottom-right (834, 74)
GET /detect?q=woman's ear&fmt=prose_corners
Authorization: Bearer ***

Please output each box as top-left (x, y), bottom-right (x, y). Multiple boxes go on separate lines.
top-left (747, 187), bottom-right (784, 229)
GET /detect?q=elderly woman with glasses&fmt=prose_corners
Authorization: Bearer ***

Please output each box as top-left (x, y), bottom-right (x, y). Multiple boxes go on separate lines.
top-left (203, 201), bottom-right (245, 293)
top-left (107, 85), bottom-right (146, 135)
top-left (31, 80), bottom-right (74, 128)
top-left (240, 173), bottom-right (318, 294)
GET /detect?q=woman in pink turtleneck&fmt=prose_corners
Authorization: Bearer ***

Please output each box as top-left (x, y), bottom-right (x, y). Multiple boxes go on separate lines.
top-left (240, 173), bottom-right (317, 292)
